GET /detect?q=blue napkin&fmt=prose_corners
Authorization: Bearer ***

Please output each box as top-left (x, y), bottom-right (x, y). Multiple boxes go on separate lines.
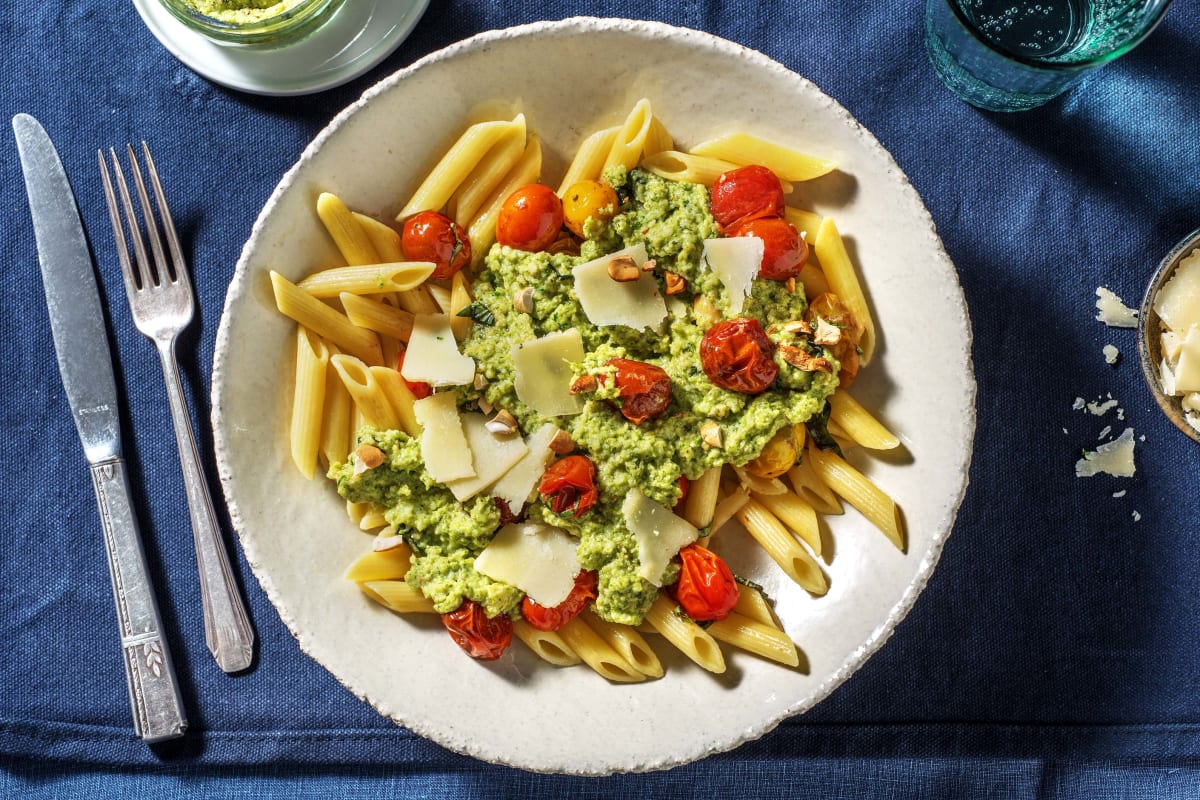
top-left (2, 0), bottom-right (1200, 792)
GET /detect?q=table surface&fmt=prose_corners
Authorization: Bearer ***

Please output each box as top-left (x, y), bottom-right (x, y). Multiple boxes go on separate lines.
top-left (3, 1), bottom-right (1199, 797)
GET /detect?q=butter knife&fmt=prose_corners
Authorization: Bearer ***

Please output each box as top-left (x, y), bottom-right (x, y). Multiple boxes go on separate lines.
top-left (14, 113), bottom-right (187, 742)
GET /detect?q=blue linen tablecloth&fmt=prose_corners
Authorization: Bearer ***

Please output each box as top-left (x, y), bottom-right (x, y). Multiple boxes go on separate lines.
top-left (3, 1), bottom-right (1200, 796)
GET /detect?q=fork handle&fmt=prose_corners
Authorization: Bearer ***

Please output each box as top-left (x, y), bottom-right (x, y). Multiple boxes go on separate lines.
top-left (156, 340), bottom-right (255, 673)
top-left (91, 457), bottom-right (188, 742)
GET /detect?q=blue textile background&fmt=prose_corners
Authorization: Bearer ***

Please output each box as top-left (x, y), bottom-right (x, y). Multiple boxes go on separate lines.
top-left (2, 0), bottom-right (1200, 796)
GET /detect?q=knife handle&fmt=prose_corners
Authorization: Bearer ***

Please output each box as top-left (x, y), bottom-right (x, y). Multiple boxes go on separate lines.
top-left (90, 457), bottom-right (188, 743)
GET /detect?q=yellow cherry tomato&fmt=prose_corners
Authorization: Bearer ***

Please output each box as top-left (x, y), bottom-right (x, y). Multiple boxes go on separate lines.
top-left (562, 180), bottom-right (619, 238)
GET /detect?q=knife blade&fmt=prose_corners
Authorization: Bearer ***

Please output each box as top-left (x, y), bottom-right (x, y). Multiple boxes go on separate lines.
top-left (14, 113), bottom-right (187, 743)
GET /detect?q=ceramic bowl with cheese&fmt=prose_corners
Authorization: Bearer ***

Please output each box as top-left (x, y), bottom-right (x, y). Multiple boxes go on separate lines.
top-left (1139, 226), bottom-right (1200, 445)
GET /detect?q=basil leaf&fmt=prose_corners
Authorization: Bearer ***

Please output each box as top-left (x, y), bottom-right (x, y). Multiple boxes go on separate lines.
top-left (805, 403), bottom-right (843, 457)
top-left (456, 300), bottom-right (495, 326)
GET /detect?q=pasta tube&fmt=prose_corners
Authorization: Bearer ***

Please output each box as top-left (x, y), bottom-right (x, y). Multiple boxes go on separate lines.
top-left (297, 262), bottom-right (435, 298)
top-left (644, 595), bottom-right (725, 674)
top-left (829, 391), bottom-right (900, 450)
top-left (736, 499), bottom-right (828, 595)
top-left (583, 611), bottom-right (664, 679)
top-left (289, 327), bottom-right (329, 480)
top-left (344, 544), bottom-right (413, 582)
top-left (689, 132), bottom-right (837, 182)
top-left (814, 217), bottom-right (876, 364)
top-left (557, 126), bottom-right (619, 194)
top-left (707, 612), bottom-right (799, 667)
top-left (270, 271), bottom-right (383, 366)
top-left (806, 446), bottom-right (905, 551)
top-left (317, 192), bottom-right (380, 266)
top-left (558, 617), bottom-right (645, 683)
top-left (359, 580), bottom-right (435, 614)
top-left (602, 98), bottom-right (654, 173)
top-left (513, 620), bottom-right (582, 667)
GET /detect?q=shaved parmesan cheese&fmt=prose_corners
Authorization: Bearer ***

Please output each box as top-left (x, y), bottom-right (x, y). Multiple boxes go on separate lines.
top-left (512, 328), bottom-right (585, 417)
top-left (1172, 325), bottom-right (1200, 393)
top-left (622, 488), bottom-right (699, 586)
top-left (474, 522), bottom-right (581, 607)
top-left (1075, 427), bottom-right (1137, 478)
top-left (490, 423), bottom-right (559, 513)
top-left (412, 392), bottom-right (474, 483)
top-left (703, 237), bottom-right (763, 314)
top-left (572, 244), bottom-right (667, 330)
top-left (1102, 344), bottom-right (1119, 365)
top-left (445, 413), bottom-right (528, 501)
top-left (402, 313), bottom-right (475, 386)
top-left (1154, 249), bottom-right (1200, 332)
top-left (1095, 287), bottom-right (1138, 328)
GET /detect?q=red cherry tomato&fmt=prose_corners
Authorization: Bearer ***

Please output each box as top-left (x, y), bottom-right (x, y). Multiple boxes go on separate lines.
top-left (496, 184), bottom-right (564, 252)
top-left (538, 454), bottom-right (599, 517)
top-left (441, 599), bottom-right (513, 661)
top-left (520, 570), bottom-right (599, 631)
top-left (699, 318), bottom-right (778, 394)
top-left (672, 544), bottom-right (740, 622)
top-left (605, 358), bottom-right (673, 424)
top-left (400, 211), bottom-right (471, 281)
top-left (710, 165), bottom-right (785, 229)
top-left (727, 216), bottom-right (807, 282)
top-left (395, 349), bottom-right (432, 400)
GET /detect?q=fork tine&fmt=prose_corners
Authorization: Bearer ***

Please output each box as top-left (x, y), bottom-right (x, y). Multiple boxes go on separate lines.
top-left (107, 147), bottom-right (155, 292)
top-left (125, 143), bottom-right (172, 285)
top-left (98, 149), bottom-right (145, 296)
top-left (140, 142), bottom-right (189, 285)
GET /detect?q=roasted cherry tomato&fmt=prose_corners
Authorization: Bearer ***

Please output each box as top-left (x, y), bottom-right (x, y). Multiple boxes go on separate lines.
top-left (605, 358), bottom-right (673, 425)
top-left (727, 216), bottom-right (807, 282)
top-left (562, 179), bottom-right (619, 238)
top-left (699, 318), bottom-right (778, 394)
top-left (673, 475), bottom-right (691, 514)
top-left (710, 165), bottom-right (785, 229)
top-left (672, 544), bottom-right (740, 622)
top-left (400, 210), bottom-right (471, 281)
top-left (520, 570), bottom-right (599, 631)
top-left (538, 454), bottom-right (599, 517)
top-left (441, 599), bottom-right (513, 661)
top-left (497, 184), bottom-right (564, 252)
top-left (395, 349), bottom-right (432, 400)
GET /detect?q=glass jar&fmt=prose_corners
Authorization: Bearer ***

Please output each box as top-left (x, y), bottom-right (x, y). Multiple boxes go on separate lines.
top-left (157, 0), bottom-right (346, 46)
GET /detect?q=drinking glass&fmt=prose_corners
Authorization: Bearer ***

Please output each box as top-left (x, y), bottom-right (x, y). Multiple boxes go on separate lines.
top-left (926, 0), bottom-right (1173, 111)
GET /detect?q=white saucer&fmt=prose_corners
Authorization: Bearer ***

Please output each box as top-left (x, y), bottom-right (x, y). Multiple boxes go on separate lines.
top-left (132, 0), bottom-right (430, 96)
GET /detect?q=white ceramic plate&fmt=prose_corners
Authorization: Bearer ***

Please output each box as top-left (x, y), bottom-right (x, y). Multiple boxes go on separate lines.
top-left (132, 0), bottom-right (428, 96)
top-left (212, 18), bottom-right (975, 774)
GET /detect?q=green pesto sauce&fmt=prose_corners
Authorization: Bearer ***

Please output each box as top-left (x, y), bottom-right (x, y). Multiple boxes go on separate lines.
top-left (334, 168), bottom-right (837, 626)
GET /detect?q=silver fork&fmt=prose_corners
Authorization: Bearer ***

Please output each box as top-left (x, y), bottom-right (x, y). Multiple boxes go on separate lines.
top-left (99, 143), bottom-right (254, 674)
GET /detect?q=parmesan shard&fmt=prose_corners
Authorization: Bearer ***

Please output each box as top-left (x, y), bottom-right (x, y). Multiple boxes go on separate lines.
top-left (1075, 427), bottom-right (1137, 478)
top-left (1094, 287), bottom-right (1138, 328)
top-left (622, 488), bottom-right (699, 586)
top-left (702, 237), bottom-right (763, 314)
top-left (490, 424), bottom-right (560, 513)
top-left (572, 244), bottom-right (668, 330)
top-left (512, 328), bottom-right (585, 417)
top-left (445, 413), bottom-right (528, 501)
top-left (402, 313), bottom-right (476, 386)
top-left (1154, 249), bottom-right (1200, 332)
top-left (1171, 324), bottom-right (1200, 393)
top-left (412, 392), bottom-right (475, 483)
top-left (473, 522), bottom-right (582, 607)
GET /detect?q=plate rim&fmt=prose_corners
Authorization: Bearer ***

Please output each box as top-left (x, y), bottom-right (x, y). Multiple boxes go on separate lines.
top-left (211, 16), bottom-right (977, 774)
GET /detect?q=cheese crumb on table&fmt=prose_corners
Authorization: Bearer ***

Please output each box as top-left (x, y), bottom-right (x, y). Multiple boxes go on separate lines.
top-left (1075, 427), bottom-right (1137, 478)
top-left (1095, 287), bottom-right (1138, 328)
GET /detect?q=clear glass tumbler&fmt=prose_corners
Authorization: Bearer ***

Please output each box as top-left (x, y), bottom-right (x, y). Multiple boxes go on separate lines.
top-left (925, 0), bottom-right (1173, 112)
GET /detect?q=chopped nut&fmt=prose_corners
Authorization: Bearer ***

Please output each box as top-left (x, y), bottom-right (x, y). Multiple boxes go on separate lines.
top-left (693, 294), bottom-right (721, 327)
top-left (772, 319), bottom-right (814, 337)
top-left (779, 344), bottom-right (834, 373)
top-left (785, 277), bottom-right (797, 294)
top-left (607, 255), bottom-right (641, 282)
top-left (700, 420), bottom-right (723, 449)
top-left (513, 287), bottom-right (534, 314)
top-left (813, 318), bottom-right (843, 346)
top-left (548, 428), bottom-right (575, 454)
top-left (641, 258), bottom-right (658, 272)
top-left (570, 375), bottom-right (598, 394)
top-left (478, 397), bottom-right (494, 415)
top-left (353, 443), bottom-right (386, 475)
top-left (485, 409), bottom-right (519, 436)
top-left (372, 533), bottom-right (407, 552)
top-left (473, 372), bottom-right (490, 391)
top-left (664, 271), bottom-right (686, 295)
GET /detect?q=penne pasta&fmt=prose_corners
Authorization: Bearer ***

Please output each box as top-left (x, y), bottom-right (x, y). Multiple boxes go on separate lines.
top-left (680, 466), bottom-right (722, 531)
top-left (351, 212), bottom-right (403, 260)
top-left (643, 149), bottom-right (795, 192)
top-left (397, 116), bottom-right (527, 220)
top-left (784, 206), bottom-right (823, 243)
top-left (270, 271), bottom-right (383, 365)
top-left (814, 216), bottom-right (875, 364)
top-left (644, 595), bottom-right (725, 674)
top-left (709, 485), bottom-right (750, 536)
top-left (558, 617), bottom-right (645, 683)
top-left (788, 458), bottom-right (844, 516)
top-left (583, 610), bottom-right (664, 678)
top-left (642, 115), bottom-right (674, 157)
top-left (317, 192), bottom-right (380, 266)
top-left (290, 326), bottom-right (329, 479)
top-left (297, 262), bottom-right (436, 298)
top-left (343, 544), bottom-right (413, 582)
top-left (448, 271), bottom-right (474, 342)
top-left (359, 580), bottom-right (435, 614)
top-left (732, 584), bottom-right (778, 627)
top-left (557, 125), bottom-right (620, 194)
top-left (829, 391), bottom-right (900, 450)
top-left (689, 132), bottom-right (837, 182)
top-left (318, 353), bottom-right (354, 470)
top-left (602, 98), bottom-right (654, 173)
top-left (340, 291), bottom-right (416, 343)
top-left (736, 498), bottom-right (828, 595)
top-left (797, 261), bottom-right (831, 301)
top-left (513, 620), bottom-right (582, 667)
top-left (367, 365), bottom-right (422, 438)
top-left (345, 499), bottom-right (369, 525)
top-left (330, 354), bottom-right (401, 431)
top-left (806, 446), bottom-right (905, 551)
top-left (358, 507), bottom-right (388, 531)
top-left (467, 134), bottom-right (542, 265)
top-left (450, 114), bottom-right (528, 227)
top-left (707, 612), bottom-right (799, 667)
top-left (751, 490), bottom-right (821, 556)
